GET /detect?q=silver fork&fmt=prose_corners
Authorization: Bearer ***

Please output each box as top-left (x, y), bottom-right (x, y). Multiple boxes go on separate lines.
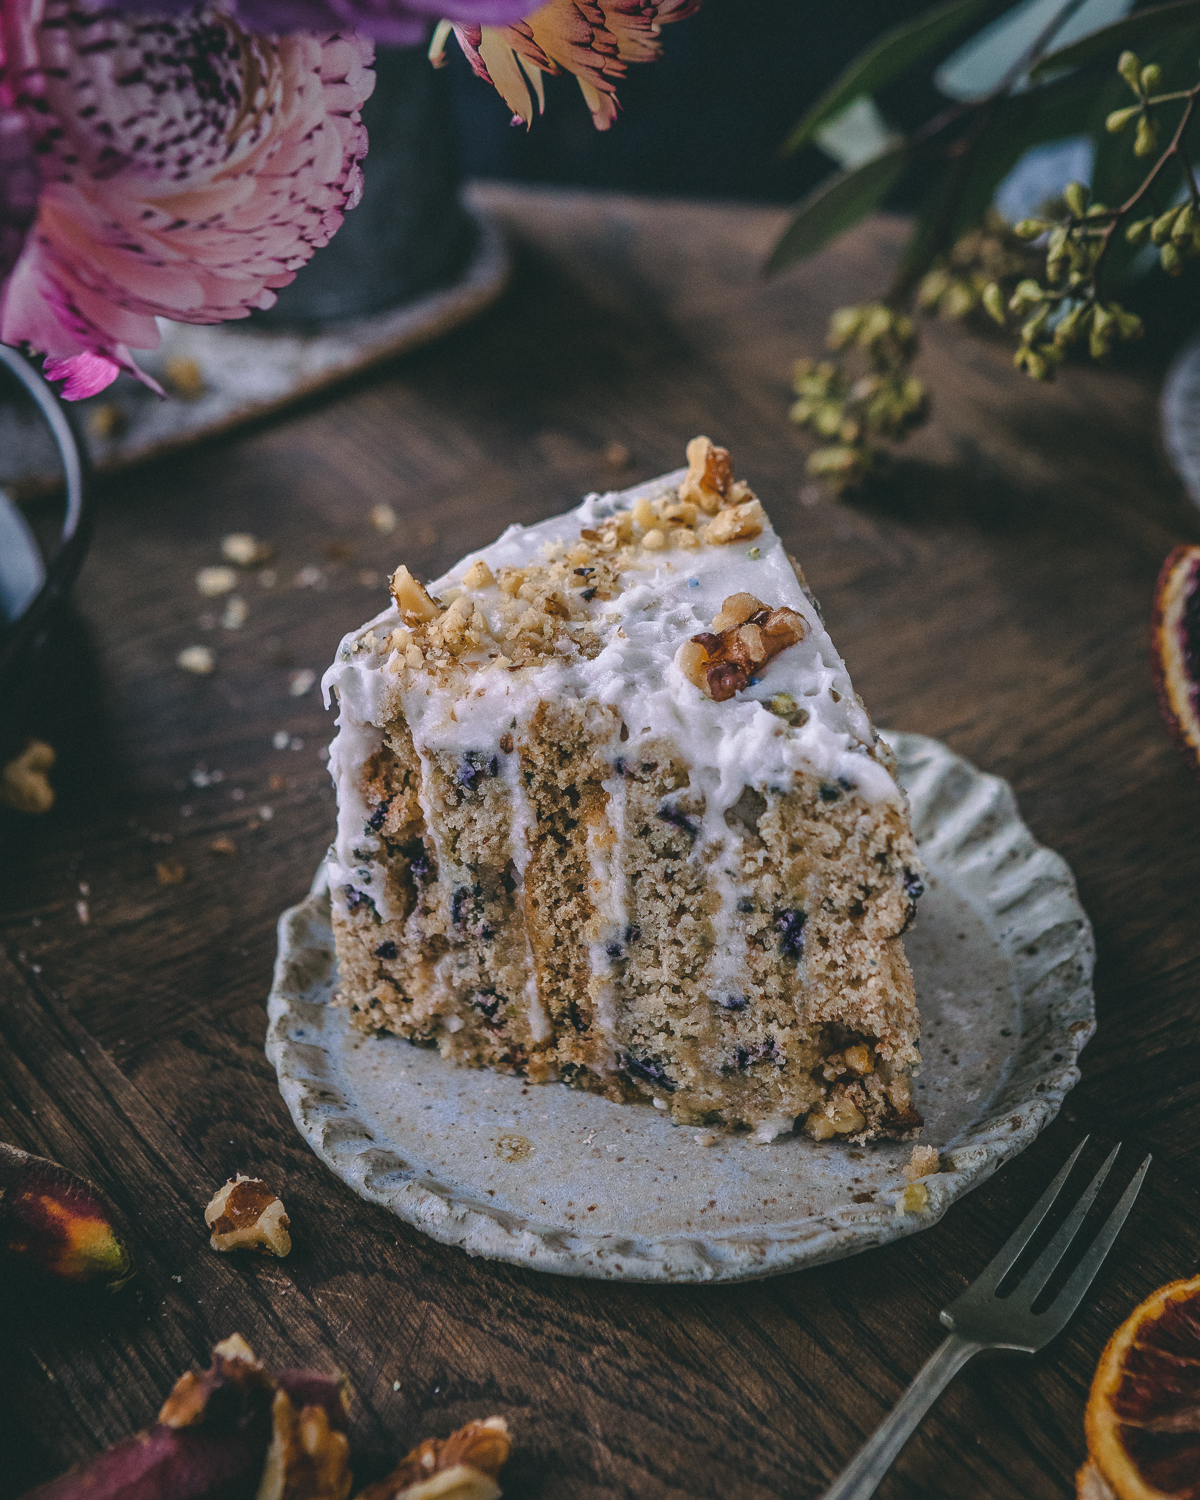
top-left (821, 1139), bottom-right (1151, 1500)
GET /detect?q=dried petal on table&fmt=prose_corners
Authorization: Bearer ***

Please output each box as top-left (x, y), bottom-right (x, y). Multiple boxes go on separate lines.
top-left (0, 1139), bottom-right (134, 1291)
top-left (205, 1174), bottom-right (292, 1257)
top-left (18, 1336), bottom-right (350, 1500)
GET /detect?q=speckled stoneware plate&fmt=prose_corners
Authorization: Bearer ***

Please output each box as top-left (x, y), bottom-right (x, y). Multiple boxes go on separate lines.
top-left (266, 731), bottom-right (1095, 1283)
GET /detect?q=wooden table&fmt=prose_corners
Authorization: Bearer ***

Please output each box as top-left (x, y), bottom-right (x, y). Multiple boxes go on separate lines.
top-left (3, 185), bottom-right (1199, 1500)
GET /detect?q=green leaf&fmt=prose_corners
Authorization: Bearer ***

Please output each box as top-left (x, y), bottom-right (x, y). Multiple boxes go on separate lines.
top-left (1032, 0), bottom-right (1200, 76)
top-left (780, 0), bottom-right (997, 158)
top-left (767, 148), bottom-right (911, 274)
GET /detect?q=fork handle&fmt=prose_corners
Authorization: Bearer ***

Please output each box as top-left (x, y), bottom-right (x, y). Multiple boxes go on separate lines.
top-left (819, 1333), bottom-right (985, 1500)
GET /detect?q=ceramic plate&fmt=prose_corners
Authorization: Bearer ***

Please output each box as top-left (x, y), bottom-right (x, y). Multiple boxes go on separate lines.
top-left (267, 732), bottom-right (1095, 1283)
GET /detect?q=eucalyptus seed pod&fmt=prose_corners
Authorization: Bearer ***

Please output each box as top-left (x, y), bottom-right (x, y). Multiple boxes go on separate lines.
top-left (1106, 105), bottom-right (1139, 133)
top-left (1009, 279), bottom-right (1043, 314)
top-left (1115, 307), bottom-right (1144, 340)
top-left (1135, 114), bottom-right (1160, 157)
top-left (1118, 50), bottom-right (1141, 87)
top-left (1126, 217), bottom-right (1154, 245)
top-left (1162, 241), bottom-right (1184, 274)
top-left (1140, 64), bottom-right (1162, 91)
top-left (1151, 207), bottom-right (1180, 245)
top-left (1090, 304), bottom-right (1115, 359)
top-left (1063, 181), bottom-right (1089, 217)
top-left (1172, 204), bottom-right (1197, 245)
top-left (981, 282), bottom-right (1006, 325)
top-left (1053, 302), bottom-right (1087, 348)
top-left (1013, 218), bottom-right (1048, 240)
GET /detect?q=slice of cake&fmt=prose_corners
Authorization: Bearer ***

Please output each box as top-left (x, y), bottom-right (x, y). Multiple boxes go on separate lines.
top-left (322, 439), bottom-right (924, 1144)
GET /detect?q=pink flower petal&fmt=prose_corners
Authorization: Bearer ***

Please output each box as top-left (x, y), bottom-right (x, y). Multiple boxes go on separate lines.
top-left (42, 351), bottom-right (121, 400)
top-left (0, 0), bottom-right (374, 395)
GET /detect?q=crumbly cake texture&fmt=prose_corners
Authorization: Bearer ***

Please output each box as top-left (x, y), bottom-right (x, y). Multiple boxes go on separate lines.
top-left (323, 439), bottom-right (924, 1144)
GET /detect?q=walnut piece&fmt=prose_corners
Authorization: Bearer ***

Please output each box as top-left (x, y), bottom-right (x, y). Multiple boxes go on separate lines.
top-left (678, 594), bottom-right (806, 702)
top-left (258, 1387), bottom-right (352, 1500)
top-left (680, 435), bottom-right (733, 514)
top-left (358, 1418), bottom-right (511, 1500)
top-left (462, 559), bottom-right (495, 590)
top-left (698, 498), bottom-right (765, 545)
top-left (205, 1175), bottom-right (291, 1257)
top-left (389, 565), bottom-right (442, 626)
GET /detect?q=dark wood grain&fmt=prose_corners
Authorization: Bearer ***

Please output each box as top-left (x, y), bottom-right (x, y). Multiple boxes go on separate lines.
top-left (4, 185), bottom-right (1200, 1498)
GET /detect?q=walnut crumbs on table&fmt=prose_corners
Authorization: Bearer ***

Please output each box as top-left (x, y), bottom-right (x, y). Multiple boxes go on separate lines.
top-left (322, 438), bottom-right (924, 1146)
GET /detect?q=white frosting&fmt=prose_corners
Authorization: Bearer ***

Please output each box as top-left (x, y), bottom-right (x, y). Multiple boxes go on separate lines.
top-left (322, 468), bottom-right (902, 1090)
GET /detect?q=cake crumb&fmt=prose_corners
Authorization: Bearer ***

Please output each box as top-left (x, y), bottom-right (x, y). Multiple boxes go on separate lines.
top-left (221, 533), bottom-right (272, 566)
top-left (164, 356), bottom-right (205, 399)
top-left (904, 1145), bottom-right (939, 1182)
top-left (221, 596), bottom-right (247, 630)
top-left (693, 1131), bottom-right (717, 1147)
top-left (177, 645), bottom-right (215, 676)
top-left (897, 1183), bottom-right (929, 1214)
top-left (196, 566), bottom-right (237, 597)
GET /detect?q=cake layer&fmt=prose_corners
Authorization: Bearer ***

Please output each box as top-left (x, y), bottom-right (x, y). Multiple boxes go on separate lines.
top-left (323, 441), bottom-right (924, 1142)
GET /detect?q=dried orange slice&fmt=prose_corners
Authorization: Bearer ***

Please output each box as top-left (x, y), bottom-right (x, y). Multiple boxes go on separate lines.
top-left (1082, 1274), bottom-right (1200, 1499)
top-left (1153, 546), bottom-right (1200, 773)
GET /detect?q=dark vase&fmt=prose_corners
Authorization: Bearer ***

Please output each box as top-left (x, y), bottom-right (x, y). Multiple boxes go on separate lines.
top-left (252, 43), bottom-right (477, 329)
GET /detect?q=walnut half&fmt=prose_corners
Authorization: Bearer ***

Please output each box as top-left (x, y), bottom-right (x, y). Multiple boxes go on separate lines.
top-left (357, 1417), bottom-right (511, 1500)
top-left (678, 594), bottom-right (806, 702)
top-left (204, 1175), bottom-right (292, 1257)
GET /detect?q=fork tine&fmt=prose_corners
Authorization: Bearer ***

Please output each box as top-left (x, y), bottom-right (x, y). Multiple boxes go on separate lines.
top-left (969, 1137), bottom-right (1089, 1297)
top-left (1013, 1143), bottom-right (1121, 1306)
top-left (1035, 1154), bottom-right (1152, 1338)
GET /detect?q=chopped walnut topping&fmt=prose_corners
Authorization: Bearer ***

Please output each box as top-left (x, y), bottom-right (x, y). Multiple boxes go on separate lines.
top-left (680, 435), bottom-right (733, 514)
top-left (390, 566), bottom-right (442, 625)
top-left (357, 1417), bottom-right (511, 1500)
top-left (903, 1145), bottom-right (940, 1182)
top-left (463, 559), bottom-right (495, 590)
top-left (698, 498), bottom-right (765, 545)
top-left (205, 1175), bottom-right (291, 1257)
top-left (678, 594), bottom-right (806, 702)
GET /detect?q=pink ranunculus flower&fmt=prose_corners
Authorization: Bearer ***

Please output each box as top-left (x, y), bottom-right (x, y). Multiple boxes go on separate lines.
top-left (0, 0), bottom-right (375, 398)
top-left (431, 0), bottom-right (701, 131)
